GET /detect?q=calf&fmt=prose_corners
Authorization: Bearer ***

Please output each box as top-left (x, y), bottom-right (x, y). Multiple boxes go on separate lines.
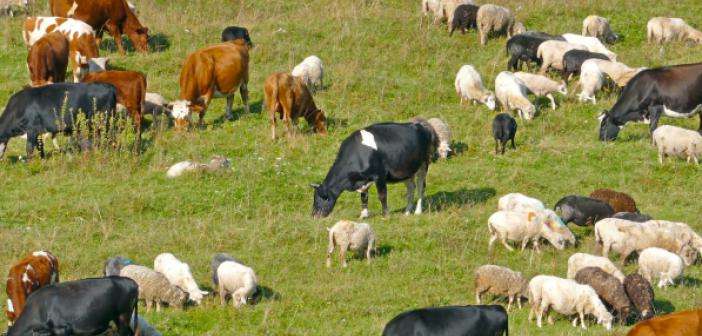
top-left (627, 309), bottom-right (702, 336)
top-left (5, 251), bottom-right (60, 325)
top-left (26, 31), bottom-right (69, 87)
top-left (561, 49), bottom-right (610, 83)
top-left (382, 305), bottom-right (508, 336)
top-left (554, 195), bottom-right (615, 226)
top-left (7, 277), bottom-right (139, 336)
top-left (264, 72), bottom-right (326, 139)
top-left (492, 113), bottom-right (517, 154)
top-left (221, 26), bottom-right (253, 48)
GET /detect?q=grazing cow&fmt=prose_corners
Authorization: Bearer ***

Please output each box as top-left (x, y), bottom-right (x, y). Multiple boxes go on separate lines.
top-left (221, 26), bottom-right (253, 48)
top-left (5, 251), bottom-right (60, 325)
top-left (382, 305), bottom-right (508, 336)
top-left (171, 40), bottom-right (249, 130)
top-left (23, 16), bottom-right (100, 82)
top-left (0, 83), bottom-right (117, 160)
top-left (7, 277), bottom-right (139, 336)
top-left (26, 31), bottom-right (69, 87)
top-left (49, 0), bottom-right (149, 54)
top-left (311, 122), bottom-right (435, 219)
top-left (264, 72), bottom-right (326, 139)
top-left (599, 62), bottom-right (702, 141)
top-left (627, 309), bottom-right (702, 336)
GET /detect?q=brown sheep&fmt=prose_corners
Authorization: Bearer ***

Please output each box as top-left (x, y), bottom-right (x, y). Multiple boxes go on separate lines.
top-left (474, 264), bottom-right (528, 311)
top-left (590, 188), bottom-right (638, 213)
top-left (574, 267), bottom-right (632, 321)
top-left (624, 273), bottom-right (655, 321)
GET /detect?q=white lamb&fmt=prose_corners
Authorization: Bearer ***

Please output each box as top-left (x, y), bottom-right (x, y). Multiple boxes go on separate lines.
top-left (567, 252), bottom-right (625, 282)
top-left (326, 220), bottom-right (376, 268)
top-left (577, 59), bottom-right (605, 104)
top-left (476, 4), bottom-right (521, 45)
top-left (454, 65), bottom-right (496, 110)
top-left (514, 72), bottom-right (567, 110)
top-left (638, 247), bottom-right (685, 288)
top-left (216, 261), bottom-right (257, 308)
top-left (587, 59), bottom-right (645, 87)
top-left (647, 17), bottom-right (702, 44)
top-left (487, 210), bottom-right (565, 252)
top-left (153, 253), bottom-right (209, 305)
top-left (537, 40), bottom-right (587, 74)
top-left (582, 15), bottom-right (618, 44)
top-left (562, 33), bottom-right (617, 61)
top-left (652, 125), bottom-right (702, 165)
top-left (495, 71), bottom-right (536, 121)
top-left (291, 55), bottom-right (324, 92)
top-left (427, 117), bottom-right (451, 159)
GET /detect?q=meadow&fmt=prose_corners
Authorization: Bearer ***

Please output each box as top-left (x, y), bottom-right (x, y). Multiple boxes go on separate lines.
top-left (2, 0), bottom-right (702, 335)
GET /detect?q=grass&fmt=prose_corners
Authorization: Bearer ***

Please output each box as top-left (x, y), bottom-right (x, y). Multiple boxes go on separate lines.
top-left (1, 0), bottom-right (702, 335)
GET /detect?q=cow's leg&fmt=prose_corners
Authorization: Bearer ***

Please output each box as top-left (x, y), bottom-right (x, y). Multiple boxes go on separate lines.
top-left (494, 139), bottom-right (499, 154)
top-left (414, 163), bottom-right (428, 215)
top-left (649, 105), bottom-right (663, 134)
top-left (36, 134), bottom-right (45, 159)
top-left (376, 180), bottom-right (388, 219)
top-left (25, 132), bottom-right (39, 160)
top-left (501, 140), bottom-right (507, 154)
top-left (360, 191), bottom-right (369, 219)
top-left (511, 136), bottom-right (516, 149)
top-left (105, 21), bottom-right (126, 55)
top-left (225, 93), bottom-right (234, 120)
top-left (269, 109), bottom-right (277, 140)
top-left (404, 179), bottom-right (416, 215)
top-left (240, 83), bottom-right (250, 114)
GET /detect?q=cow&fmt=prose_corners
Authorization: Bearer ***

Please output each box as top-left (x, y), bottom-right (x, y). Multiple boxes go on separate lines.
top-left (311, 122), bottom-right (435, 219)
top-left (49, 0), bottom-right (149, 55)
top-left (221, 26), bottom-right (253, 48)
top-left (5, 251), bottom-right (60, 325)
top-left (599, 62), bottom-right (702, 141)
top-left (26, 31), bottom-right (69, 87)
top-left (382, 305), bottom-right (509, 336)
top-left (0, 82), bottom-right (117, 160)
top-left (7, 277), bottom-right (140, 336)
top-left (627, 309), bottom-right (702, 336)
top-left (23, 16), bottom-right (100, 82)
top-left (264, 72), bottom-right (326, 139)
top-left (171, 40), bottom-right (249, 130)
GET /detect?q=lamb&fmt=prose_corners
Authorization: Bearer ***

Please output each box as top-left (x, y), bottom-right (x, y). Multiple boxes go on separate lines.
top-left (577, 59), bottom-right (605, 104)
top-left (291, 55), bottom-right (324, 93)
top-left (119, 264), bottom-right (189, 312)
top-left (492, 113), bottom-right (517, 155)
top-left (647, 17), bottom-right (702, 44)
top-left (513, 72), bottom-right (567, 110)
top-left (326, 220), bottom-right (376, 268)
top-left (495, 71), bottom-right (536, 121)
top-left (582, 16), bottom-right (619, 44)
top-left (153, 253), bottom-right (209, 305)
top-left (166, 155), bottom-right (231, 178)
top-left (562, 33), bottom-right (617, 61)
top-left (145, 92), bottom-right (172, 118)
top-left (476, 4), bottom-right (521, 45)
top-left (587, 59), bottom-right (645, 87)
top-left (216, 260), bottom-right (257, 308)
top-left (528, 275), bottom-right (613, 330)
top-left (487, 210), bottom-right (565, 252)
top-left (211, 253), bottom-right (242, 287)
top-left (590, 188), bottom-right (638, 213)
top-left (652, 125), bottom-right (702, 165)
top-left (561, 49), bottom-right (610, 84)
top-left (613, 212), bottom-right (653, 222)
top-left (474, 264), bottom-right (528, 311)
top-left (623, 273), bottom-right (655, 321)
top-left (506, 32), bottom-right (565, 71)
top-left (454, 65), bottom-right (496, 110)
top-left (537, 40), bottom-right (587, 74)
top-left (567, 252), bottom-right (625, 282)
top-left (554, 195), bottom-right (614, 226)
top-left (638, 247), bottom-right (685, 288)
top-left (103, 256), bottom-right (136, 276)
top-left (449, 4), bottom-right (479, 36)
top-left (574, 267), bottom-right (632, 321)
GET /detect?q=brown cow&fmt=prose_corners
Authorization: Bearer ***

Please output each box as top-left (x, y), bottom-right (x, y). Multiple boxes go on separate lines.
top-left (5, 251), bottom-right (60, 325)
top-left (264, 72), bottom-right (327, 139)
top-left (26, 31), bottom-right (69, 87)
top-left (171, 40), bottom-right (249, 130)
top-left (49, 0), bottom-right (149, 55)
top-left (627, 309), bottom-right (702, 336)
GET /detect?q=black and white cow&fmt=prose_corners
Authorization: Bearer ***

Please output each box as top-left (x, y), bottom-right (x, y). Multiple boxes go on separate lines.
top-left (311, 122), bottom-right (436, 219)
top-left (0, 82), bottom-right (117, 160)
top-left (599, 62), bottom-right (702, 141)
top-left (382, 305), bottom-right (508, 336)
top-left (221, 26), bottom-right (253, 48)
top-left (7, 277), bottom-right (139, 336)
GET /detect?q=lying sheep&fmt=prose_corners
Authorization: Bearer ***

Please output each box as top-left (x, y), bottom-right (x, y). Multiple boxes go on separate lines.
top-left (577, 59), bottom-right (605, 104)
top-left (119, 265), bottom-right (188, 312)
top-left (613, 212), bottom-right (653, 222)
top-left (506, 32), bottom-right (565, 71)
top-left (166, 155), bottom-right (231, 178)
top-left (216, 260), bottom-right (257, 308)
top-left (292, 55), bottom-right (324, 93)
top-left (562, 33), bottom-right (617, 61)
top-left (574, 267), bottom-right (632, 321)
top-left (567, 252), bottom-right (625, 282)
top-left (487, 210), bottom-right (565, 252)
top-left (449, 4), bottom-right (479, 36)
top-left (623, 273), bottom-right (655, 321)
top-left (590, 188), bottom-right (638, 213)
top-left (582, 15), bottom-right (619, 44)
top-left (587, 59), bottom-right (645, 87)
top-left (474, 264), bottom-right (528, 311)
top-left (647, 17), bottom-right (702, 44)
top-left (326, 220), bottom-right (376, 268)
top-left (638, 247), bottom-right (685, 288)
top-left (153, 253), bottom-right (209, 305)
top-left (476, 4), bottom-right (521, 45)
top-left (554, 195), bottom-right (614, 227)
top-left (495, 71), bottom-right (535, 121)
top-left (537, 40), bottom-right (587, 74)
top-left (561, 49), bottom-right (610, 84)
top-left (652, 125), bottom-right (702, 165)
top-left (513, 72), bottom-right (567, 110)
top-left (145, 92), bottom-right (172, 118)
top-left (454, 65), bottom-right (496, 110)
top-left (492, 113), bottom-right (517, 155)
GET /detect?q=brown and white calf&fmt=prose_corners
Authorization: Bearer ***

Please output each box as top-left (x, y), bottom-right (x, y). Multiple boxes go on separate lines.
top-left (5, 251), bottom-right (60, 325)
top-left (264, 72), bottom-right (326, 139)
top-left (26, 31), bottom-right (69, 87)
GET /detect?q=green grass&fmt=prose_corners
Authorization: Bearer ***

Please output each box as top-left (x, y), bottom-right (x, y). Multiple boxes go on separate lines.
top-left (2, 0), bottom-right (702, 335)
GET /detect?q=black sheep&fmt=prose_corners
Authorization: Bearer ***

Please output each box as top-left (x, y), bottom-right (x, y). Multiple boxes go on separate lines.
top-left (505, 32), bottom-right (564, 71)
top-left (492, 113), bottom-right (517, 154)
top-left (554, 195), bottom-right (615, 226)
top-left (561, 49), bottom-right (610, 83)
top-left (624, 273), bottom-right (655, 321)
top-left (449, 4), bottom-right (479, 36)
top-left (612, 212), bottom-right (654, 222)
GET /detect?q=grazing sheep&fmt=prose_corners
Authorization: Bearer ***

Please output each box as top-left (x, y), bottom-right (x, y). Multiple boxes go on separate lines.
top-left (211, 253), bottom-right (242, 287)
top-left (652, 125), bottom-right (702, 165)
top-left (326, 220), bottom-right (376, 268)
top-left (590, 188), bottom-right (638, 213)
top-left (567, 252), bottom-right (625, 282)
top-left (474, 264), bottom-right (528, 311)
top-left (449, 4), bottom-right (479, 36)
top-left (577, 59), bottom-right (605, 104)
top-left (587, 59), bottom-right (645, 87)
top-left (292, 55), bottom-right (324, 93)
top-left (476, 4), bottom-right (520, 45)
top-left (582, 16), bottom-right (619, 44)
top-left (613, 212), bottom-right (653, 222)
top-left (495, 71), bottom-right (535, 121)
top-left (487, 210), bottom-right (565, 252)
top-left (454, 65), bottom-right (496, 110)
top-left (512, 21), bottom-right (526, 35)
top-left (492, 113), bottom-right (517, 155)
top-left (119, 265), bottom-right (188, 312)
top-left (216, 260), bottom-right (257, 308)
top-left (104, 256), bottom-right (136, 277)
top-left (623, 273), bottom-right (655, 321)
top-left (646, 219), bottom-right (702, 256)
top-left (441, 0), bottom-right (476, 30)
top-left (574, 267), bottom-right (632, 321)
top-left (166, 155), bottom-right (231, 178)
top-left (496, 193), bottom-right (575, 246)
top-left (145, 92), bottom-right (172, 118)
top-left (638, 247), bottom-right (685, 288)
top-left (537, 40), bottom-right (587, 74)
top-left (554, 195), bottom-right (614, 226)
top-left (647, 17), bottom-right (702, 44)
top-left (153, 253), bottom-right (209, 305)
top-left (421, 0), bottom-right (442, 24)
top-left (561, 49), bottom-right (610, 84)
top-left (513, 72), bottom-right (567, 110)
top-left (425, 117), bottom-right (452, 159)
top-left (505, 32), bottom-right (565, 71)
top-left (562, 33), bottom-right (617, 61)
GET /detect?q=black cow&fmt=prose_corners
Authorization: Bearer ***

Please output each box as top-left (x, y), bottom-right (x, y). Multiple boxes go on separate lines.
top-left (0, 83), bottom-right (117, 160)
top-left (492, 113), bottom-right (517, 154)
top-left (382, 305), bottom-right (508, 336)
top-left (7, 277), bottom-right (139, 336)
top-left (561, 49), bottom-right (610, 83)
top-left (103, 256), bottom-right (137, 277)
top-left (312, 122), bottom-right (435, 219)
top-left (612, 212), bottom-right (653, 222)
top-left (599, 62), bottom-right (702, 141)
top-left (449, 4), bottom-right (479, 36)
top-left (221, 26), bottom-right (253, 48)
top-left (554, 195), bottom-right (615, 226)
top-left (506, 32), bottom-right (565, 71)
top-left (211, 253), bottom-right (241, 286)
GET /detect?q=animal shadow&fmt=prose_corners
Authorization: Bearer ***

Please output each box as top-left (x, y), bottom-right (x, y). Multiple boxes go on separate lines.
top-left (253, 285), bottom-right (282, 304)
top-left (148, 32), bottom-right (170, 52)
top-left (325, 116), bottom-right (349, 129)
top-left (99, 37), bottom-right (135, 54)
top-left (680, 275), bottom-right (701, 287)
top-left (450, 141), bottom-right (468, 156)
top-left (654, 299), bottom-right (676, 315)
top-left (374, 244), bottom-right (393, 258)
top-left (211, 99), bottom-right (263, 125)
top-left (425, 187), bottom-right (496, 211)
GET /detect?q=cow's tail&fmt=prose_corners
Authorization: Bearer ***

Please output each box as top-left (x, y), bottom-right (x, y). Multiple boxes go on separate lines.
top-left (132, 299), bottom-right (140, 336)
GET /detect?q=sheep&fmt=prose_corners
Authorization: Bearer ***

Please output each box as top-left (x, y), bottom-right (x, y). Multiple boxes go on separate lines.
top-left (537, 40), bottom-right (587, 74)
top-left (0, 0), bottom-right (28, 16)
top-left (574, 267), bottom-right (632, 321)
top-left (409, 116), bottom-right (451, 160)
top-left (562, 33), bottom-right (617, 61)
top-left (495, 71), bottom-right (536, 121)
top-left (496, 193), bottom-right (575, 246)
top-left (103, 256), bottom-right (136, 277)
top-left (166, 155), bottom-right (231, 178)
top-left (560, 49), bottom-right (610, 84)
top-left (291, 55), bottom-right (324, 93)
top-left (554, 195), bottom-right (614, 227)
top-left (587, 59), bottom-right (645, 87)
top-left (421, 0), bottom-right (442, 24)
top-left (441, 0), bottom-right (476, 31)
top-left (638, 247), bottom-right (685, 288)
top-left (449, 4), bottom-right (479, 36)
top-left (590, 188), bottom-right (638, 213)
top-left (652, 125), bottom-right (702, 165)
top-left (487, 210), bottom-right (565, 252)
top-left (582, 15), bottom-right (619, 44)
top-left (474, 264), bottom-right (528, 311)
top-left (119, 265), bottom-right (189, 312)
top-left (528, 275), bottom-right (613, 330)
top-left (211, 253), bottom-right (242, 287)
top-left (513, 72), bottom-right (567, 110)
top-left (153, 253), bottom-right (209, 305)
top-left (326, 220), bottom-right (376, 268)
top-left (476, 4), bottom-right (521, 45)
top-left (512, 21), bottom-right (526, 36)
top-left (613, 212), bottom-right (653, 222)
top-left (505, 32), bottom-right (565, 71)
top-left (647, 17), bottom-right (702, 44)
top-left (567, 252), bottom-right (625, 282)
top-left (645, 219), bottom-right (702, 256)
top-left (577, 59), bottom-right (605, 104)
top-left (623, 273), bottom-right (655, 321)
top-left (145, 92), bottom-right (172, 118)
top-left (216, 260), bottom-right (257, 308)
top-left (492, 113), bottom-right (517, 155)
top-left (454, 65), bottom-right (496, 110)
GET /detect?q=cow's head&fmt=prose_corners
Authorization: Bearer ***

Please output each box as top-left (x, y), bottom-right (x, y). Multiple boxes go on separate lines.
top-left (598, 110), bottom-right (622, 141)
top-left (313, 110), bottom-right (327, 135)
top-left (129, 27), bottom-right (149, 53)
top-left (170, 100), bottom-right (192, 131)
top-left (312, 183), bottom-right (338, 218)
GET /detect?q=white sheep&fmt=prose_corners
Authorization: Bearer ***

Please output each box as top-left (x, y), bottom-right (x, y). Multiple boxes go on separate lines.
top-left (145, 92), bottom-right (172, 118)
top-left (514, 72), bottom-right (567, 110)
top-left (647, 219), bottom-right (702, 255)
top-left (587, 59), bottom-right (645, 87)
top-left (567, 252), bottom-right (625, 282)
top-left (476, 4), bottom-right (520, 45)
top-left (652, 125), bottom-right (702, 165)
top-left (495, 71), bottom-right (536, 121)
top-left (582, 16), bottom-right (619, 44)
top-left (594, 217), bottom-right (639, 258)
top-left (487, 210), bottom-right (565, 252)
top-left (562, 33), bottom-right (617, 61)
top-left (638, 247), bottom-right (685, 288)
top-left (216, 260), bottom-right (257, 308)
top-left (577, 59), bottom-right (605, 104)
top-left (536, 40), bottom-right (587, 74)
top-left (647, 17), bottom-right (702, 44)
top-left (153, 253), bottom-right (209, 305)
top-left (166, 155), bottom-right (231, 178)
top-left (496, 193), bottom-right (576, 246)
top-left (292, 55), bottom-right (324, 93)
top-left (119, 265), bottom-right (188, 312)
top-left (421, 0), bottom-right (442, 24)
top-left (454, 65), bottom-right (496, 110)
top-left (326, 220), bottom-right (376, 268)
top-left (474, 264), bottom-right (528, 311)
top-left (427, 118), bottom-right (451, 159)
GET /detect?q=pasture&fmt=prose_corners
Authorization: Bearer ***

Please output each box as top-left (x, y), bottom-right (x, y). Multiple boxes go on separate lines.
top-left (2, 0), bottom-right (702, 334)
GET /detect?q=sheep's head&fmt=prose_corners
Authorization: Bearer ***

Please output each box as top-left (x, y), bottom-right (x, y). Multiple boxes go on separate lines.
top-left (521, 104), bottom-right (536, 121)
top-left (598, 311), bottom-right (613, 330)
top-left (483, 93), bottom-right (496, 110)
top-left (437, 142), bottom-right (451, 159)
top-left (679, 244), bottom-right (698, 266)
top-left (557, 81), bottom-right (568, 96)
